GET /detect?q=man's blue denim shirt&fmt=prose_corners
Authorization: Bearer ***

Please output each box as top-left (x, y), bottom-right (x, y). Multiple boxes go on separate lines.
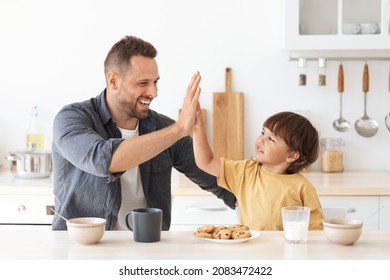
top-left (51, 90), bottom-right (236, 230)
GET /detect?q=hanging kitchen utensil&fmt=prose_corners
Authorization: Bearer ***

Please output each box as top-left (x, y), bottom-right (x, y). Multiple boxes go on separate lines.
top-left (333, 62), bottom-right (351, 132)
top-left (384, 68), bottom-right (390, 131)
top-left (213, 68), bottom-right (244, 160)
top-left (355, 63), bottom-right (379, 137)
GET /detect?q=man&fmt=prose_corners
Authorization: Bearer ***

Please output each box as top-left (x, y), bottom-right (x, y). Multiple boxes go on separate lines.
top-left (51, 35), bottom-right (236, 230)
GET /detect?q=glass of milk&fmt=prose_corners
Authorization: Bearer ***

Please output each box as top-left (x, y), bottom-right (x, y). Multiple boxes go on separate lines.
top-left (281, 206), bottom-right (310, 244)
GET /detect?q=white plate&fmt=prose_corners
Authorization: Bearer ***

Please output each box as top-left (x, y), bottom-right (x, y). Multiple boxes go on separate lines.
top-left (195, 230), bottom-right (260, 244)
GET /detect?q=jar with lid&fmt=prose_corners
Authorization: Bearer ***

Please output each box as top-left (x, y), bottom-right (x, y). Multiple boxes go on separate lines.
top-left (320, 138), bottom-right (344, 172)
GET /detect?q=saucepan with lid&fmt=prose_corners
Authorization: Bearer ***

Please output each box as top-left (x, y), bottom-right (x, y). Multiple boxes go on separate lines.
top-left (5, 142), bottom-right (52, 179)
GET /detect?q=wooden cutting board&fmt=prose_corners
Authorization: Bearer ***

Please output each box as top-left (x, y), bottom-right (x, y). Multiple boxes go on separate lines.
top-left (212, 68), bottom-right (244, 160)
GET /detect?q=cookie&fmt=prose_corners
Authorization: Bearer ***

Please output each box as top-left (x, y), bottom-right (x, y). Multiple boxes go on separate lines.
top-left (213, 225), bottom-right (228, 232)
top-left (228, 224), bottom-right (250, 231)
top-left (212, 228), bottom-right (232, 240)
top-left (193, 232), bottom-right (213, 239)
top-left (196, 224), bottom-right (215, 233)
top-left (231, 230), bottom-right (252, 239)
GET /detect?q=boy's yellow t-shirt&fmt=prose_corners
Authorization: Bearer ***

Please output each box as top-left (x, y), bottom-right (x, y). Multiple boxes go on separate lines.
top-left (218, 158), bottom-right (324, 231)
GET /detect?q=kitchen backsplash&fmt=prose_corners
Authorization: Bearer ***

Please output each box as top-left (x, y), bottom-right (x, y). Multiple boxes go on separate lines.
top-left (1, 0), bottom-right (390, 171)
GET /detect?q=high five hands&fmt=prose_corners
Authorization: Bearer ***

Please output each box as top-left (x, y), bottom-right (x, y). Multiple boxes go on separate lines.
top-left (177, 71), bottom-right (202, 137)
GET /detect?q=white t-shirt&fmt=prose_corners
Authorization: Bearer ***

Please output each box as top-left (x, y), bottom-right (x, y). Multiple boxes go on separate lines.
top-left (114, 123), bottom-right (147, 230)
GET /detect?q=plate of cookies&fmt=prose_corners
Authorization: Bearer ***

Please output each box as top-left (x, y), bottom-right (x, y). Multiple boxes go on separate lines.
top-left (192, 224), bottom-right (260, 244)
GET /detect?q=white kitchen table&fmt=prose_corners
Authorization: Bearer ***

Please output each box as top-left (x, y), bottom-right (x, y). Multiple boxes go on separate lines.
top-left (0, 229), bottom-right (389, 260)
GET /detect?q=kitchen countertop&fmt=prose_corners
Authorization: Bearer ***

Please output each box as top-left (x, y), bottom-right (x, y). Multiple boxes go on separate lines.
top-left (0, 168), bottom-right (52, 195)
top-left (0, 229), bottom-right (389, 260)
top-left (1, 168), bottom-right (390, 196)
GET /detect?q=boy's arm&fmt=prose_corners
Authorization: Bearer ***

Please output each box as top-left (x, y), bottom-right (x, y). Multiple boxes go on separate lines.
top-left (303, 184), bottom-right (324, 230)
top-left (192, 106), bottom-right (221, 177)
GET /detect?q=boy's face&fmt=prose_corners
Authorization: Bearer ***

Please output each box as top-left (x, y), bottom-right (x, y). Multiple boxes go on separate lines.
top-left (254, 127), bottom-right (298, 173)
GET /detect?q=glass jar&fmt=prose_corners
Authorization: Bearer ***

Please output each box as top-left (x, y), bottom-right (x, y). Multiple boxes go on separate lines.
top-left (318, 57), bottom-right (326, 86)
top-left (298, 58), bottom-right (307, 86)
top-left (320, 138), bottom-right (345, 172)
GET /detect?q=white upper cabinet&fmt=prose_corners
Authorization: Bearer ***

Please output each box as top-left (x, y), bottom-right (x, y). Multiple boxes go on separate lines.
top-left (282, 0), bottom-right (390, 50)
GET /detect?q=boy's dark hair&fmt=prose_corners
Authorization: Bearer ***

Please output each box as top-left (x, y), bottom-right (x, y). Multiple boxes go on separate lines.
top-left (263, 111), bottom-right (319, 174)
top-left (104, 35), bottom-right (157, 77)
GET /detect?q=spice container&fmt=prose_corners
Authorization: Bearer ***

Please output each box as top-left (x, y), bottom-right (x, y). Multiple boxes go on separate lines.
top-left (320, 138), bottom-right (344, 172)
top-left (318, 57), bottom-right (326, 86)
top-left (298, 58), bottom-right (307, 86)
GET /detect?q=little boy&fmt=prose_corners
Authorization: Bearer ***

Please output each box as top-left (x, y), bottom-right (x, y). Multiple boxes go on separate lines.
top-left (193, 110), bottom-right (323, 230)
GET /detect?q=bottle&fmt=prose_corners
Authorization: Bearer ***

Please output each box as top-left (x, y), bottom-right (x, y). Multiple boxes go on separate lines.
top-left (26, 105), bottom-right (45, 149)
top-left (320, 138), bottom-right (344, 173)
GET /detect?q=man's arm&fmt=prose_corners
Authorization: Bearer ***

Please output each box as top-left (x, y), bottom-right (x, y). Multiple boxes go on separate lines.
top-left (109, 72), bottom-right (201, 173)
top-left (173, 135), bottom-right (237, 210)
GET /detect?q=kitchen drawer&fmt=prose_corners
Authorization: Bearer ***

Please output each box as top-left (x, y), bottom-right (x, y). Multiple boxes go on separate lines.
top-left (320, 196), bottom-right (380, 231)
top-left (171, 195), bottom-right (238, 231)
top-left (0, 194), bottom-right (54, 224)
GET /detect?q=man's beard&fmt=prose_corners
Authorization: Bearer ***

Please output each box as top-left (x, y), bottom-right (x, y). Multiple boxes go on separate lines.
top-left (125, 103), bottom-right (149, 119)
top-left (117, 94), bottom-right (150, 120)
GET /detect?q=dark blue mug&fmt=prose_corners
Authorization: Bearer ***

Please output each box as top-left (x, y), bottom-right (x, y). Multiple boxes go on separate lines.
top-left (126, 208), bottom-right (162, 242)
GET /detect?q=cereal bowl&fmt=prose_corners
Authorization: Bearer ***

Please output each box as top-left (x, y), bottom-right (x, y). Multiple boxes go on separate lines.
top-left (66, 217), bottom-right (106, 245)
top-left (323, 218), bottom-right (363, 245)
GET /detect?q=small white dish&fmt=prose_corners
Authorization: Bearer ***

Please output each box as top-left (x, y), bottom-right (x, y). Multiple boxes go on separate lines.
top-left (194, 230), bottom-right (260, 244)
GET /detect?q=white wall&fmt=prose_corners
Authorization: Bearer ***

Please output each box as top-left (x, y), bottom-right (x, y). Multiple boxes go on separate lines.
top-left (1, 0), bottom-right (389, 171)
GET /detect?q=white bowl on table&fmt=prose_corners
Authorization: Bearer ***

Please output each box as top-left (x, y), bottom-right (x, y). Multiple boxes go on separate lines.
top-left (323, 218), bottom-right (363, 246)
top-left (66, 217), bottom-right (106, 245)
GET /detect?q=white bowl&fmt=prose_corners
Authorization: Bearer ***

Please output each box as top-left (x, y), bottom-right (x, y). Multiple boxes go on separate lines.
top-left (323, 218), bottom-right (363, 245)
top-left (66, 217), bottom-right (106, 245)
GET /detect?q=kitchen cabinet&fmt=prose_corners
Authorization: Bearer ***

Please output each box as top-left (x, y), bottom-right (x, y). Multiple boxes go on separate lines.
top-left (171, 195), bottom-right (388, 232)
top-left (170, 195), bottom-right (238, 231)
top-left (320, 196), bottom-right (380, 231)
top-left (0, 194), bottom-right (54, 226)
top-left (0, 168), bottom-right (54, 229)
top-left (379, 196), bottom-right (390, 230)
top-left (282, 0), bottom-right (390, 50)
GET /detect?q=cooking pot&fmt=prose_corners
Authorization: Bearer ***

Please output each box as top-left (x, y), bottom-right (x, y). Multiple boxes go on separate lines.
top-left (5, 145), bottom-right (52, 179)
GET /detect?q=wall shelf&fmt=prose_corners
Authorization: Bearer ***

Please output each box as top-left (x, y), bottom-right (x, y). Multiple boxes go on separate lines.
top-left (288, 56), bottom-right (390, 62)
top-left (282, 0), bottom-right (390, 50)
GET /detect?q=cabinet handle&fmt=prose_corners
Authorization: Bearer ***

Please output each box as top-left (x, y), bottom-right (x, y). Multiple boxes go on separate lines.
top-left (17, 204), bottom-right (27, 214)
top-left (346, 208), bottom-right (356, 213)
top-left (185, 206), bottom-right (228, 212)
